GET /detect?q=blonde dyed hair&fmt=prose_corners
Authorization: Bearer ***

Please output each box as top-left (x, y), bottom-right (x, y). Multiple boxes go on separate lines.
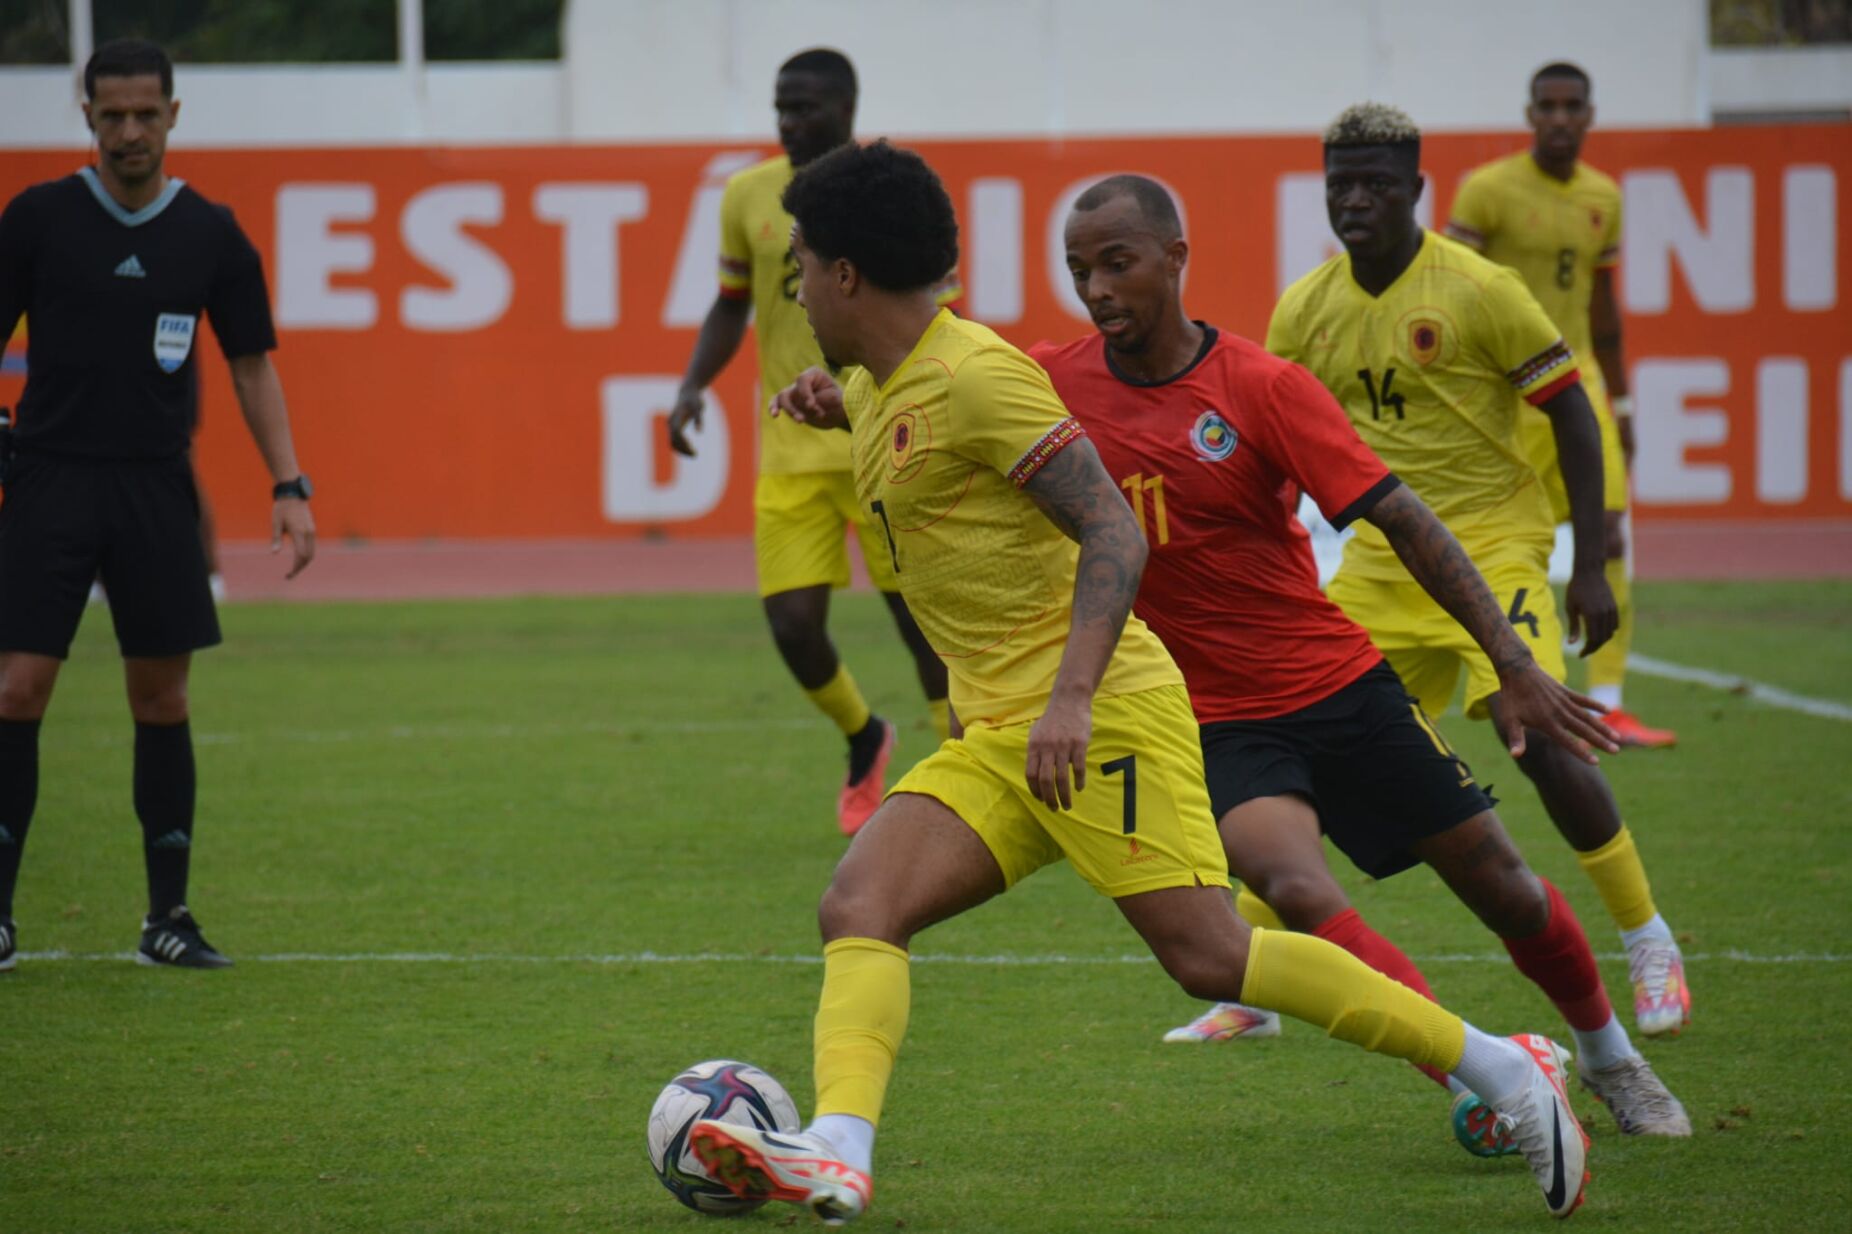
top-left (1323, 102), bottom-right (1421, 148)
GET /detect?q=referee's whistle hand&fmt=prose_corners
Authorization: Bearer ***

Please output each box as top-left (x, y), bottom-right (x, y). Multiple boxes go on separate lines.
top-left (273, 499), bottom-right (317, 578)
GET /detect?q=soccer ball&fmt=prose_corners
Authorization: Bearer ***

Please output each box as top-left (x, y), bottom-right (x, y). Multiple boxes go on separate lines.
top-left (646, 1059), bottom-right (800, 1215)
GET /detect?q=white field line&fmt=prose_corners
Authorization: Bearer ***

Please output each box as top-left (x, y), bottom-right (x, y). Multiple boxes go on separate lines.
top-left (17, 948), bottom-right (1848, 966)
top-left (67, 717), bottom-right (816, 749)
top-left (1628, 653), bottom-right (1852, 723)
top-left (56, 658), bottom-right (1846, 749)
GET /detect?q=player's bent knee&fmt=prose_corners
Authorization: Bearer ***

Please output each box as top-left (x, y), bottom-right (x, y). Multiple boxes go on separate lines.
top-left (1156, 942), bottom-right (1248, 1003)
top-left (817, 877), bottom-right (910, 949)
top-left (1476, 867), bottom-right (1550, 938)
top-left (1250, 869), bottom-right (1349, 931)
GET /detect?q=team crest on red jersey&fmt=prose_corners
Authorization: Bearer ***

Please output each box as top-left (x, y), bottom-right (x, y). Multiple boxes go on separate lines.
top-left (1191, 410), bottom-right (1237, 461)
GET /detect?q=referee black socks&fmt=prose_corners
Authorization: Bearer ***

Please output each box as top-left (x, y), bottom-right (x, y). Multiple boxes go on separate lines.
top-left (134, 720), bottom-right (196, 918)
top-left (0, 717), bottom-right (40, 919)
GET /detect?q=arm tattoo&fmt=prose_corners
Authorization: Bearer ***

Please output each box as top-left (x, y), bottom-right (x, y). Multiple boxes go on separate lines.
top-left (1369, 486), bottom-right (1531, 673)
top-left (1024, 438), bottom-right (1148, 663)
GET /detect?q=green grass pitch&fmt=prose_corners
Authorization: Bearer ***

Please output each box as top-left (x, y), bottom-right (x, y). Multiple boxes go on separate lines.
top-left (2, 581), bottom-right (1848, 1232)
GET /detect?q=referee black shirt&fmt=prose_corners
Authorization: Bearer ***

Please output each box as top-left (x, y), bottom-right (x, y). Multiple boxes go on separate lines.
top-left (0, 167), bottom-right (277, 461)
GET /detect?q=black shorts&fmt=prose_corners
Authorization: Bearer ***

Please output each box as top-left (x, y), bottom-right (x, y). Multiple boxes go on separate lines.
top-left (0, 452), bottom-right (221, 659)
top-left (1199, 661), bottom-right (1495, 880)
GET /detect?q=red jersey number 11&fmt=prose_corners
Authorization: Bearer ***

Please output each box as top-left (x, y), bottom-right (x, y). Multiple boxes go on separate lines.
top-left (1120, 472), bottom-right (1171, 546)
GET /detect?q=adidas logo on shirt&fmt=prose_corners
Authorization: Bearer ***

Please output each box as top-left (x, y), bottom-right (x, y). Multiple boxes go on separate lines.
top-left (114, 254), bottom-right (146, 278)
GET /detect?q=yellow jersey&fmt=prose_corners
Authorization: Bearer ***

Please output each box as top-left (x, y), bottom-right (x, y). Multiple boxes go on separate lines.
top-left (840, 309), bottom-right (1182, 728)
top-left (1444, 151), bottom-right (1621, 388)
top-left (1266, 231), bottom-right (1580, 579)
top-left (719, 154), bottom-right (960, 476)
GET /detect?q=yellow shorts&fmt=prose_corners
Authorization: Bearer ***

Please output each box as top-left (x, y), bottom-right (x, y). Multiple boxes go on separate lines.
top-left (1522, 380), bottom-right (1628, 521)
top-left (1329, 560), bottom-right (1568, 722)
top-left (754, 471), bottom-right (899, 598)
top-left (888, 684), bottom-right (1229, 898)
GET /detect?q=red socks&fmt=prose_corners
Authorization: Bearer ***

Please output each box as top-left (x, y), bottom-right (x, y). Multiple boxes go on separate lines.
top-left (1313, 907), bottom-right (1436, 998)
top-left (1501, 878), bottom-right (1613, 1031)
top-left (1312, 908), bottom-right (1450, 1089)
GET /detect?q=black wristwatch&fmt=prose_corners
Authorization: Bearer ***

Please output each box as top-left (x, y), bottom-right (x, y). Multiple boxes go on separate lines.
top-left (272, 475), bottom-right (313, 501)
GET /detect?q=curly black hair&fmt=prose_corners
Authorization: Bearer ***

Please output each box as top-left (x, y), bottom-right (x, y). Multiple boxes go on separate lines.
top-left (782, 140), bottom-right (959, 293)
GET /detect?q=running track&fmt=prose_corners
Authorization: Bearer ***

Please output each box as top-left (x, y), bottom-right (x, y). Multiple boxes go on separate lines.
top-left (218, 521), bottom-right (1852, 603)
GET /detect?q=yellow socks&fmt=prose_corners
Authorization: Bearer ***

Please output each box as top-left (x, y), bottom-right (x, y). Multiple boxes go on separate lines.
top-left (1235, 885), bottom-right (1286, 931)
top-left (813, 938), bottom-right (911, 1124)
top-left (1239, 927), bottom-right (1466, 1075)
top-left (1586, 553), bottom-right (1633, 702)
top-left (1575, 825), bottom-right (1659, 932)
top-left (806, 665), bottom-right (873, 737)
top-left (927, 698), bottom-right (951, 743)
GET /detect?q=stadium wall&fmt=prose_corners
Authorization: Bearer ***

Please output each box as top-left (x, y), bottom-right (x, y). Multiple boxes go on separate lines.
top-left (2, 0), bottom-right (1718, 148)
top-left (2, 126), bottom-right (1844, 543)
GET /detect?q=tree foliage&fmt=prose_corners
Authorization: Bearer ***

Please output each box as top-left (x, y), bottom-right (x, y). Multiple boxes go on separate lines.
top-left (77, 0), bottom-right (564, 64)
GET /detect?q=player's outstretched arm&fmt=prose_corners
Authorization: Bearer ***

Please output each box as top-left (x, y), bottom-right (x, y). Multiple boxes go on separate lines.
top-left (669, 294), bottom-right (752, 457)
top-left (1021, 438), bottom-right (1148, 810)
top-left (1367, 484), bottom-right (1617, 761)
top-left (1537, 382), bottom-right (1618, 655)
top-left (228, 352), bottom-right (316, 579)
top-left (769, 367), bottom-right (849, 431)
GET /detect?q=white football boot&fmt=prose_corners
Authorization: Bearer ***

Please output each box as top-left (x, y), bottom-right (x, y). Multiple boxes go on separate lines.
top-left (690, 1120), bottom-right (871, 1226)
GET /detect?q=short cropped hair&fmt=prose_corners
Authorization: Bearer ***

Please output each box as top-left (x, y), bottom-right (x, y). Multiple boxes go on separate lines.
top-left (779, 47), bottom-right (857, 102)
top-left (1073, 174), bottom-right (1182, 242)
top-left (1531, 61), bottom-right (1592, 99)
top-left (1323, 101), bottom-right (1421, 173)
top-left (783, 141), bottom-right (958, 293)
top-left (85, 38), bottom-right (173, 100)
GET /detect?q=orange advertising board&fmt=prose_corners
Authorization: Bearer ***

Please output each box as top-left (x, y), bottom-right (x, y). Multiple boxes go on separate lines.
top-left (1, 127), bottom-right (1846, 539)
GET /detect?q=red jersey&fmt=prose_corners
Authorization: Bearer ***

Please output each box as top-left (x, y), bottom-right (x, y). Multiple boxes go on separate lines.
top-left (1031, 327), bottom-right (1394, 722)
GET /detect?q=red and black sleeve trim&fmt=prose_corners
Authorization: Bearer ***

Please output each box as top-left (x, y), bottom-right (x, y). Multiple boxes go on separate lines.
top-left (1506, 339), bottom-right (1575, 390)
top-left (1524, 368), bottom-right (1582, 406)
top-left (1329, 473), bottom-right (1403, 531)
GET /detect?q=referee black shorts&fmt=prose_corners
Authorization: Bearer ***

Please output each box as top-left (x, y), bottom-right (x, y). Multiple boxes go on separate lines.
top-left (0, 452), bottom-right (221, 659)
top-left (1199, 661), bottom-right (1496, 880)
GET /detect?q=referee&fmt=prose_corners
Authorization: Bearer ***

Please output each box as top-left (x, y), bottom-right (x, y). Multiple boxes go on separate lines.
top-left (0, 40), bottom-right (315, 970)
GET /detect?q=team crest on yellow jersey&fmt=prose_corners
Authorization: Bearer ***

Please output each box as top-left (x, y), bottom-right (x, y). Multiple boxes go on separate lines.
top-left (1191, 409), bottom-right (1238, 461)
top-left (888, 407), bottom-right (930, 482)
top-left (1409, 319), bottom-right (1442, 366)
top-left (1398, 308), bottom-right (1458, 369)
